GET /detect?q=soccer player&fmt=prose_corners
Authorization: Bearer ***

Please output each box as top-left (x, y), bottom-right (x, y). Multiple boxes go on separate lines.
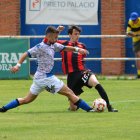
top-left (126, 12), bottom-right (140, 78)
top-left (0, 26), bottom-right (94, 113)
top-left (57, 25), bottom-right (118, 112)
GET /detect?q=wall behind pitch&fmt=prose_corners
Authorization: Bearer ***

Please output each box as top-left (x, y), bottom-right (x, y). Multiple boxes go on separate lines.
top-left (20, 0), bottom-right (101, 75)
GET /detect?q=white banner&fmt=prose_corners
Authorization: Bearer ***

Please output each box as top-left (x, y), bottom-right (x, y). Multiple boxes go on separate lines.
top-left (26, 0), bottom-right (99, 25)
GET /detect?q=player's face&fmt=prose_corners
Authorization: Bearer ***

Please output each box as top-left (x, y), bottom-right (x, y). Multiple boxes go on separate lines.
top-left (69, 29), bottom-right (80, 42)
top-left (47, 33), bottom-right (58, 44)
top-left (132, 18), bottom-right (139, 24)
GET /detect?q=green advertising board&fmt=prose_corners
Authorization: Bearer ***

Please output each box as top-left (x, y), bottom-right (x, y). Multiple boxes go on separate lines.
top-left (0, 38), bottom-right (30, 79)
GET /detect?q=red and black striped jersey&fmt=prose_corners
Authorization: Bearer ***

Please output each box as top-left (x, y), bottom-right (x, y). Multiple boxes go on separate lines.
top-left (57, 40), bottom-right (86, 74)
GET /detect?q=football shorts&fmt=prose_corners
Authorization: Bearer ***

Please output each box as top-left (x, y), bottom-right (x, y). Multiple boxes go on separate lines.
top-left (30, 75), bottom-right (64, 95)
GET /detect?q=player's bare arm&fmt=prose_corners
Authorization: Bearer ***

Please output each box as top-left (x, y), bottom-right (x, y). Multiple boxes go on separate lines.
top-left (10, 52), bottom-right (28, 73)
top-left (126, 31), bottom-right (135, 37)
top-left (64, 46), bottom-right (89, 55)
top-left (126, 31), bottom-right (140, 37)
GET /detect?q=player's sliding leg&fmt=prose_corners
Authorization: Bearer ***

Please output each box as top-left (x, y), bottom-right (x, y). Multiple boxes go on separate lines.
top-left (0, 92), bottom-right (37, 112)
top-left (0, 84), bottom-right (94, 112)
top-left (0, 99), bottom-right (20, 112)
top-left (58, 84), bottom-right (93, 112)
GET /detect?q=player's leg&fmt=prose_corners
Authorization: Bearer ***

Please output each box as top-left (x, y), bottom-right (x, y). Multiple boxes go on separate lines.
top-left (89, 75), bottom-right (118, 112)
top-left (43, 75), bottom-right (93, 112)
top-left (135, 51), bottom-right (140, 78)
top-left (0, 80), bottom-right (42, 113)
top-left (81, 70), bottom-right (109, 104)
top-left (18, 92), bottom-right (38, 105)
top-left (58, 84), bottom-right (92, 112)
top-left (88, 74), bottom-right (110, 105)
top-left (88, 75), bottom-right (110, 107)
top-left (68, 98), bottom-right (79, 111)
top-left (0, 92), bottom-right (38, 112)
top-left (67, 72), bottom-right (84, 111)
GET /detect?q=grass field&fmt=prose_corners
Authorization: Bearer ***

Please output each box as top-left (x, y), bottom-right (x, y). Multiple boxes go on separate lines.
top-left (0, 79), bottom-right (140, 140)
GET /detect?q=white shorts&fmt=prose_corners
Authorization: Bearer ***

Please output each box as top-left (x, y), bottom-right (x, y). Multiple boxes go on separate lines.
top-left (30, 75), bottom-right (64, 95)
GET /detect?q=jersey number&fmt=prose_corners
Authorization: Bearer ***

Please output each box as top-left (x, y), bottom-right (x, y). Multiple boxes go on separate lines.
top-left (82, 73), bottom-right (89, 83)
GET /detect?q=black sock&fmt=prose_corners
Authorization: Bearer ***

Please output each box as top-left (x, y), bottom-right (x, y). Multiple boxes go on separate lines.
top-left (95, 84), bottom-right (110, 107)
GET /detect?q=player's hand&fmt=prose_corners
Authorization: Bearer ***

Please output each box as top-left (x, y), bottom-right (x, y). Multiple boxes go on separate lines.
top-left (57, 25), bottom-right (65, 32)
top-left (10, 65), bottom-right (20, 73)
top-left (78, 48), bottom-right (89, 55)
top-left (127, 31), bottom-right (136, 37)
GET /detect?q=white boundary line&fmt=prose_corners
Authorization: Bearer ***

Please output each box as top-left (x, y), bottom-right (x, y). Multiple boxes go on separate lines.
top-left (89, 99), bottom-right (140, 104)
top-left (111, 100), bottom-right (140, 103)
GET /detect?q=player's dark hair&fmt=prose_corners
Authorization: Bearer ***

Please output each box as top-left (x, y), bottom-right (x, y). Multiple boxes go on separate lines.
top-left (45, 26), bottom-right (59, 35)
top-left (68, 25), bottom-right (82, 35)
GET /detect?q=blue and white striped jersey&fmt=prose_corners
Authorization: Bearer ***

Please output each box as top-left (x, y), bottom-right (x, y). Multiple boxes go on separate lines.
top-left (27, 41), bottom-right (65, 79)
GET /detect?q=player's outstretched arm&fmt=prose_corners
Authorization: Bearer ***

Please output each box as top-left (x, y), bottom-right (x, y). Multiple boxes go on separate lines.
top-left (64, 46), bottom-right (89, 55)
top-left (10, 52), bottom-right (28, 73)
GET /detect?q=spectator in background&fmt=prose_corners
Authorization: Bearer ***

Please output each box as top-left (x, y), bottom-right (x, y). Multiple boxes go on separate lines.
top-left (126, 12), bottom-right (140, 79)
top-left (56, 25), bottom-right (118, 112)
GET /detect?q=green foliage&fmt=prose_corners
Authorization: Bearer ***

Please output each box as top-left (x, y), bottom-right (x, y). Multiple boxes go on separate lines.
top-left (0, 79), bottom-right (140, 140)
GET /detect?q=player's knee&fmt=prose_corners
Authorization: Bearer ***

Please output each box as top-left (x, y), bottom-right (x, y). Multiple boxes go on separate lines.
top-left (88, 78), bottom-right (99, 87)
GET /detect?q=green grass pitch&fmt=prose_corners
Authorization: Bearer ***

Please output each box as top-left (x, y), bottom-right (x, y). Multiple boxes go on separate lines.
top-left (0, 79), bottom-right (140, 140)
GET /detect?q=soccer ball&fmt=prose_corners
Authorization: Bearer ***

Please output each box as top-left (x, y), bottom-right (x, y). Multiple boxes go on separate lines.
top-left (92, 98), bottom-right (107, 112)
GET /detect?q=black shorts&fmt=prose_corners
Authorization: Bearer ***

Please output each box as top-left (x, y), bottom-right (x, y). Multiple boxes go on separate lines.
top-left (67, 70), bottom-right (92, 96)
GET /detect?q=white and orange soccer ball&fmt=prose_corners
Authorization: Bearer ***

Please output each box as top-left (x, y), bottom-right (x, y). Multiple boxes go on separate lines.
top-left (92, 98), bottom-right (107, 112)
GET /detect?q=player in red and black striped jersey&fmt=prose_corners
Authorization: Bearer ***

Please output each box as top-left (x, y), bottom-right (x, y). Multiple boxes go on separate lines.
top-left (58, 25), bottom-right (118, 112)
top-left (57, 40), bottom-right (86, 74)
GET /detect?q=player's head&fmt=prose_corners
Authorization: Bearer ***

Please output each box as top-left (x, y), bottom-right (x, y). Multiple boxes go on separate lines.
top-left (68, 25), bottom-right (82, 42)
top-left (130, 12), bottom-right (139, 24)
top-left (68, 25), bottom-right (82, 35)
top-left (45, 26), bottom-right (59, 44)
